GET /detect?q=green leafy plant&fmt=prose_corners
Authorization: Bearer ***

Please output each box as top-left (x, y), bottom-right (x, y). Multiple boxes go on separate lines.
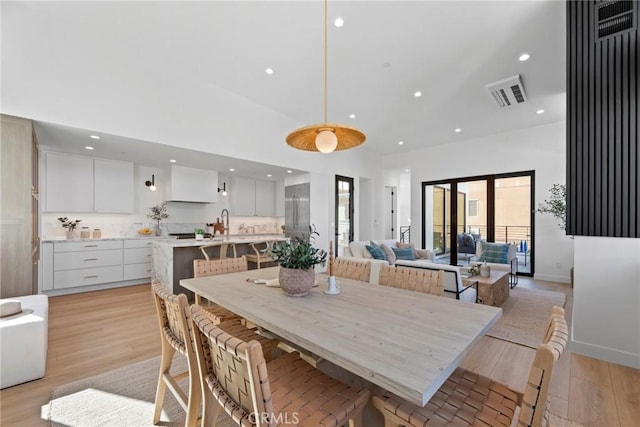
top-left (537, 184), bottom-right (566, 231)
top-left (194, 228), bottom-right (205, 235)
top-left (271, 225), bottom-right (327, 270)
top-left (147, 203), bottom-right (169, 230)
top-left (58, 217), bottom-right (81, 231)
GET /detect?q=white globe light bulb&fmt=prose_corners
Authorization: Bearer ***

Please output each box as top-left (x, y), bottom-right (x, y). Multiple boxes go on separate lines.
top-left (316, 130), bottom-right (338, 153)
top-left (150, 185), bottom-right (157, 191)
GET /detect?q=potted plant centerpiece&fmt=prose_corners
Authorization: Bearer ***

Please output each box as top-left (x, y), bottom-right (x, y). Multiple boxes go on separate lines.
top-left (58, 217), bottom-right (81, 239)
top-left (271, 226), bottom-right (327, 297)
top-left (194, 228), bottom-right (205, 241)
top-left (147, 203), bottom-right (169, 236)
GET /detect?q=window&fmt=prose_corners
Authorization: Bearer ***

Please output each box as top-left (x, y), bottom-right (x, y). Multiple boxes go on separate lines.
top-left (468, 200), bottom-right (479, 217)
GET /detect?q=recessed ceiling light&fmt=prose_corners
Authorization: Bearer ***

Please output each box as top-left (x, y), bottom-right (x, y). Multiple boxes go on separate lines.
top-left (169, 159), bottom-right (176, 163)
top-left (404, 169), bottom-right (409, 172)
top-left (265, 68), bottom-right (274, 75)
top-left (267, 174), bottom-right (272, 177)
top-left (414, 91), bottom-right (422, 98)
top-left (519, 53), bottom-right (531, 62)
top-left (287, 170), bottom-right (292, 174)
top-left (229, 168), bottom-right (235, 172)
top-left (349, 114), bottom-right (355, 119)
top-left (85, 146), bottom-right (94, 150)
top-left (536, 109), bottom-right (545, 114)
top-left (334, 17), bottom-right (344, 27)
top-left (455, 128), bottom-right (462, 133)
top-left (398, 141), bottom-right (404, 145)
top-left (90, 135), bottom-right (100, 140)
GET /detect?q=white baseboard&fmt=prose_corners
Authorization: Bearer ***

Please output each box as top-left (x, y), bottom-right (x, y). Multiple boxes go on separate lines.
top-left (41, 278), bottom-right (150, 296)
top-left (569, 338), bottom-right (640, 369)
top-left (533, 273), bottom-right (570, 283)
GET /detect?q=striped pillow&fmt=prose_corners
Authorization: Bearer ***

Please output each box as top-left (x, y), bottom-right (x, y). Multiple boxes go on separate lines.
top-left (365, 244), bottom-right (387, 260)
top-left (392, 246), bottom-right (416, 261)
top-left (478, 242), bottom-right (509, 264)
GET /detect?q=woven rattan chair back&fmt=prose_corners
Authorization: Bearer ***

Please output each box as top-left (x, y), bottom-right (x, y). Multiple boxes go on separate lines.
top-left (151, 281), bottom-right (200, 427)
top-left (378, 265), bottom-right (444, 296)
top-left (517, 306), bottom-right (568, 427)
top-left (194, 255), bottom-right (248, 278)
top-left (332, 258), bottom-right (372, 282)
top-left (190, 304), bottom-right (274, 426)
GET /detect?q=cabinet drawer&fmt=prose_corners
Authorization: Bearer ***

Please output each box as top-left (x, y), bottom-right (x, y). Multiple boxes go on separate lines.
top-left (124, 247), bottom-right (153, 264)
top-left (54, 249), bottom-right (123, 271)
top-left (124, 239), bottom-right (156, 249)
top-left (54, 266), bottom-right (123, 289)
top-left (54, 240), bottom-right (123, 252)
top-left (123, 263), bottom-right (152, 280)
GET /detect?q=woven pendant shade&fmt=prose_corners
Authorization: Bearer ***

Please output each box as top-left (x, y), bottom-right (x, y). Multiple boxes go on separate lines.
top-left (286, 123), bottom-right (366, 152)
top-left (285, 0), bottom-right (366, 153)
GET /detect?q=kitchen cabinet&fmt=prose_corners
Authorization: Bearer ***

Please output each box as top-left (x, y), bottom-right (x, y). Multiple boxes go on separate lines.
top-left (123, 239), bottom-right (153, 280)
top-left (44, 153), bottom-right (134, 213)
top-left (94, 159), bottom-right (134, 213)
top-left (45, 152), bottom-right (94, 212)
top-left (165, 165), bottom-right (218, 203)
top-left (275, 180), bottom-right (285, 217)
top-left (230, 177), bottom-right (277, 216)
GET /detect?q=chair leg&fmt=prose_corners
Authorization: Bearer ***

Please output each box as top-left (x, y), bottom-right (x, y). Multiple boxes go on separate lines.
top-left (185, 358), bottom-right (201, 427)
top-left (348, 411), bottom-right (364, 427)
top-left (201, 393), bottom-right (221, 427)
top-left (153, 342), bottom-right (176, 424)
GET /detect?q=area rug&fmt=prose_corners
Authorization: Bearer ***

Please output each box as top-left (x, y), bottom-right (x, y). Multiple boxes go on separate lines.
top-left (487, 287), bottom-right (566, 349)
top-left (46, 355), bottom-right (235, 427)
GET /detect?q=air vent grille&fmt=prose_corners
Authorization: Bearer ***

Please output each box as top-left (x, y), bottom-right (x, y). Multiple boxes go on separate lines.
top-left (485, 75), bottom-right (527, 109)
top-left (596, 1), bottom-right (636, 40)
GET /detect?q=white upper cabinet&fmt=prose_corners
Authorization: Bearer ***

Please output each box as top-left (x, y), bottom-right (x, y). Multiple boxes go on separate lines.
top-left (45, 152), bottom-right (94, 212)
top-left (275, 180), bottom-right (285, 217)
top-left (165, 165), bottom-right (218, 203)
top-left (255, 180), bottom-right (275, 216)
top-left (94, 159), bottom-right (134, 213)
top-left (230, 176), bottom-right (256, 216)
top-left (44, 152), bottom-right (134, 213)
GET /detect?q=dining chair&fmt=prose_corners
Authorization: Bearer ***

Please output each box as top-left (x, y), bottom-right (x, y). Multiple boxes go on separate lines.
top-left (332, 258), bottom-right (372, 282)
top-left (378, 265), bottom-right (444, 296)
top-left (189, 304), bottom-right (371, 427)
top-left (151, 282), bottom-right (280, 427)
top-left (192, 256), bottom-right (248, 323)
top-left (372, 306), bottom-right (568, 427)
top-left (245, 241), bottom-right (278, 269)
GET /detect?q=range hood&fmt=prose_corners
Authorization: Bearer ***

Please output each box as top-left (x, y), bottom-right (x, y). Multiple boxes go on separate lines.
top-left (164, 165), bottom-right (218, 203)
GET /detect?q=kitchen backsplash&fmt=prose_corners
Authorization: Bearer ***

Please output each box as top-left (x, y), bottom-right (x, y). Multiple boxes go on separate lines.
top-left (42, 213), bottom-right (284, 239)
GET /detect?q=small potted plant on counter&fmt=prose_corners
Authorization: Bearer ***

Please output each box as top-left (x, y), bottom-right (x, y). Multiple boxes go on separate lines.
top-left (194, 228), bottom-right (205, 241)
top-left (147, 203), bottom-right (169, 236)
top-left (271, 225), bottom-right (327, 297)
top-left (58, 217), bottom-right (82, 239)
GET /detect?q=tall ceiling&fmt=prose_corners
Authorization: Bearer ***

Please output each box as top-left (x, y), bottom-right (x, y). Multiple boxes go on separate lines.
top-left (2, 1), bottom-right (566, 166)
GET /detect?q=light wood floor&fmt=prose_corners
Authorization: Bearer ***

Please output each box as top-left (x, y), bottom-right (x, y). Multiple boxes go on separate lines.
top-left (1, 280), bottom-right (638, 426)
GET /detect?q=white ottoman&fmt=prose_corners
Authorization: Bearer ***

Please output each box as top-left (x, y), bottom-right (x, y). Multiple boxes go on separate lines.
top-left (0, 295), bottom-right (48, 389)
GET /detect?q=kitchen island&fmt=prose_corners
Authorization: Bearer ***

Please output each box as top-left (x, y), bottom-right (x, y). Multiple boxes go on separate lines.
top-left (152, 235), bottom-right (286, 298)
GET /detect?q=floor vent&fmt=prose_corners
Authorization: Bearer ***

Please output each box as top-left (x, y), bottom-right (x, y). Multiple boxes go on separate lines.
top-left (596, 1), bottom-right (636, 40)
top-left (485, 75), bottom-right (527, 109)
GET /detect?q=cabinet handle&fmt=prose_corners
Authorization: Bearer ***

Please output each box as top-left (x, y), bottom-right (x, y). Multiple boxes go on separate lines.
top-left (84, 258), bottom-right (98, 261)
top-left (84, 275), bottom-right (98, 279)
top-left (146, 269), bottom-right (152, 272)
top-left (84, 244), bottom-right (98, 248)
top-left (146, 254), bottom-right (152, 257)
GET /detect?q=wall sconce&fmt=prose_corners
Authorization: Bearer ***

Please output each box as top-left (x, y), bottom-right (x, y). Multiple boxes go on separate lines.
top-left (145, 174), bottom-right (157, 191)
top-left (217, 182), bottom-right (228, 196)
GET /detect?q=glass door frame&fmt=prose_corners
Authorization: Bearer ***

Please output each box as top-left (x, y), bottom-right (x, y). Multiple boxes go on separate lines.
top-left (335, 175), bottom-right (354, 256)
top-left (421, 170), bottom-right (535, 276)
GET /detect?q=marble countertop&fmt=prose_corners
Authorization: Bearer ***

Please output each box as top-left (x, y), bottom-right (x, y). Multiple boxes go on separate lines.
top-left (42, 233), bottom-right (285, 244)
top-left (154, 236), bottom-right (287, 248)
top-left (42, 236), bottom-right (166, 243)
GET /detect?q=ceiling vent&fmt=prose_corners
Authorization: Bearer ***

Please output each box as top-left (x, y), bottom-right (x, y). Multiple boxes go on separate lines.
top-left (485, 74), bottom-right (527, 109)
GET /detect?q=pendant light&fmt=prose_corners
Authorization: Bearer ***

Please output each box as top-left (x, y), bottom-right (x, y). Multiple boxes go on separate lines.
top-left (286, 0), bottom-right (366, 153)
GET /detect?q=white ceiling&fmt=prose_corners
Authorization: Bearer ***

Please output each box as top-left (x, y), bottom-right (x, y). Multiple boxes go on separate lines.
top-left (2, 1), bottom-right (566, 171)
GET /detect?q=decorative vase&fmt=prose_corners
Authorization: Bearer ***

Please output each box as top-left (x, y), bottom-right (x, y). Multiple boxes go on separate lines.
top-left (66, 230), bottom-right (75, 240)
top-left (279, 267), bottom-right (315, 297)
top-left (195, 233), bottom-right (204, 241)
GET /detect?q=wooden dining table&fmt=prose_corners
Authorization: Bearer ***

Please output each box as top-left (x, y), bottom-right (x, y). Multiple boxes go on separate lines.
top-left (180, 266), bottom-right (501, 407)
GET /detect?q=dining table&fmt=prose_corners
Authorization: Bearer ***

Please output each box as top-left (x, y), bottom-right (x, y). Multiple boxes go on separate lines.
top-left (180, 266), bottom-right (501, 407)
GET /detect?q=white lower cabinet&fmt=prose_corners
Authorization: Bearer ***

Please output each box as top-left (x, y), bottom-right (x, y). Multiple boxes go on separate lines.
top-left (41, 239), bottom-right (154, 293)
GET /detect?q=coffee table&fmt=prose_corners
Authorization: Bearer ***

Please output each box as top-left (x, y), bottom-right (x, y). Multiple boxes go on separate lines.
top-left (463, 270), bottom-right (509, 306)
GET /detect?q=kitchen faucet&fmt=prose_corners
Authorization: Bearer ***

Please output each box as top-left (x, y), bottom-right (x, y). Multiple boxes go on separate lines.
top-left (221, 209), bottom-right (230, 239)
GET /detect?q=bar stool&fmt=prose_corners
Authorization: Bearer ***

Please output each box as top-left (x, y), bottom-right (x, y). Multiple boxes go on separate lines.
top-left (199, 242), bottom-right (237, 260)
top-left (245, 240), bottom-right (278, 269)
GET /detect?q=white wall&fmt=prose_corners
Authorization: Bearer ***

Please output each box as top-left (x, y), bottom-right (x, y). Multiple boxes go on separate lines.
top-left (572, 236), bottom-right (640, 369)
top-left (383, 121), bottom-right (572, 282)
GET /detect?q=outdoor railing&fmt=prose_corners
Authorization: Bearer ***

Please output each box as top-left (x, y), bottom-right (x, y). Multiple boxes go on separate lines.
top-left (400, 226), bottom-right (411, 243)
top-left (467, 225), bottom-right (531, 251)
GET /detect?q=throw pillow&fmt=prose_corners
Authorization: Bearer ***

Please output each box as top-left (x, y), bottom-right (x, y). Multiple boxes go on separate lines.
top-left (365, 244), bottom-right (387, 261)
top-left (396, 242), bottom-right (417, 258)
top-left (478, 242), bottom-right (509, 264)
top-left (392, 246), bottom-right (416, 261)
top-left (379, 243), bottom-right (397, 265)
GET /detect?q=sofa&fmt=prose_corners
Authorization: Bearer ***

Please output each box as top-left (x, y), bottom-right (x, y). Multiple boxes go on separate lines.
top-left (341, 240), bottom-right (477, 303)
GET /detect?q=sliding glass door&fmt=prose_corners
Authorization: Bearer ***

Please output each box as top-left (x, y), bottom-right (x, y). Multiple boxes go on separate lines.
top-left (335, 175), bottom-right (354, 257)
top-left (422, 171), bottom-right (534, 275)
